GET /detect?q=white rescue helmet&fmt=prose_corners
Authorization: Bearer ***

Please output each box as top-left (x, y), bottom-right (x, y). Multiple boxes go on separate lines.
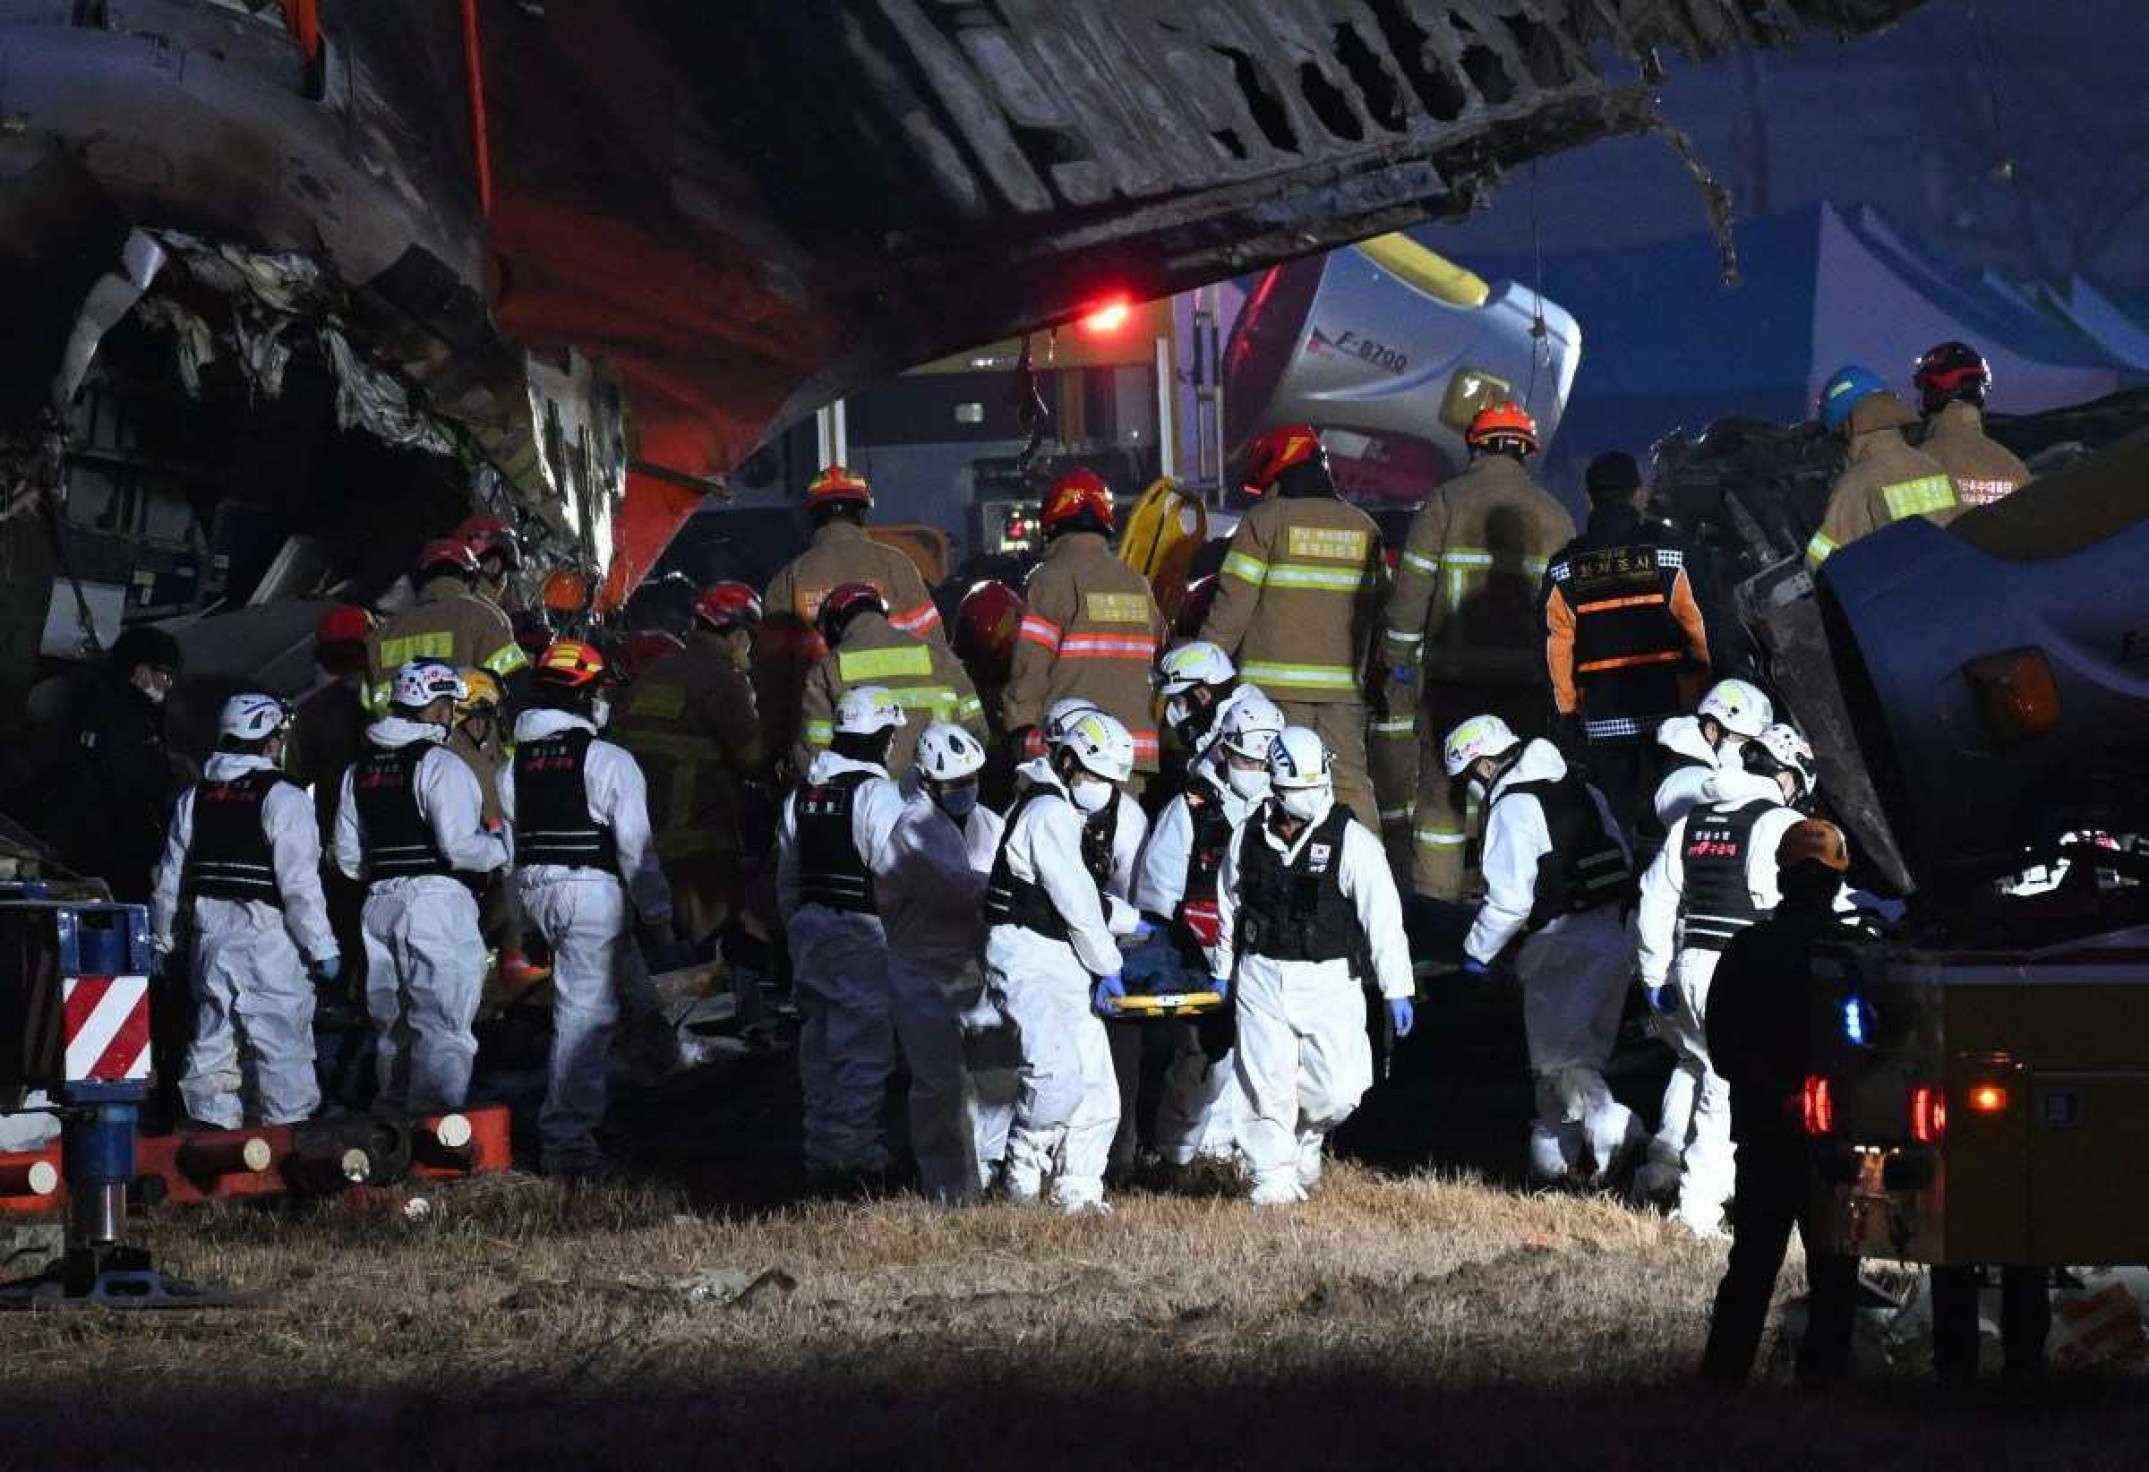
top-left (219, 692), bottom-right (290, 743)
top-left (1442, 713), bottom-right (1521, 778)
top-left (1266, 726), bottom-right (1333, 790)
top-left (1743, 722), bottom-right (1817, 800)
top-left (1217, 690), bottom-right (1285, 761)
top-left (914, 721), bottom-right (986, 781)
top-left (835, 684), bottom-right (908, 736)
top-left (1153, 640), bottom-right (1235, 697)
top-left (1697, 678), bottom-right (1773, 740)
top-left (1059, 710), bottom-right (1135, 783)
top-left (392, 658), bottom-right (466, 710)
top-left (1042, 695), bottom-right (1103, 747)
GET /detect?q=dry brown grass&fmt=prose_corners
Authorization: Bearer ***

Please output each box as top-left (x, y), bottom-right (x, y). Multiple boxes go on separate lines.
top-left (2, 1165), bottom-right (2146, 1469)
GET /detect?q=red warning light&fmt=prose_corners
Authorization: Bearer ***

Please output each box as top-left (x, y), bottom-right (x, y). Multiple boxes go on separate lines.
top-left (1080, 297), bottom-right (1132, 336)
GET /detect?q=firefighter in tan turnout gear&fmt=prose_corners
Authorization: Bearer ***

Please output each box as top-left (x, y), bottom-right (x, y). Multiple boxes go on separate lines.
top-left (1382, 401), bottom-right (1575, 900)
top-left (611, 581), bottom-right (769, 943)
top-left (798, 582), bottom-right (984, 779)
top-left (363, 537), bottom-right (528, 714)
top-left (1197, 426), bottom-right (1383, 825)
top-left (760, 465), bottom-right (948, 767)
top-left (1805, 365), bottom-right (1960, 567)
top-left (1001, 469), bottom-right (1166, 783)
top-left (1911, 341), bottom-right (2030, 509)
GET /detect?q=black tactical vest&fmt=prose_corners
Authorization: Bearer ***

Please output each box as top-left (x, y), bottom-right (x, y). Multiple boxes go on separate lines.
top-left (1494, 772), bottom-right (1635, 925)
top-left (1180, 781), bottom-right (1235, 912)
top-left (184, 770), bottom-right (290, 905)
top-left (1679, 798), bottom-right (1777, 950)
top-left (985, 784), bottom-right (1113, 941)
top-left (514, 730), bottom-right (618, 872)
top-left (794, 769), bottom-right (878, 914)
top-left (1233, 804), bottom-right (1359, 964)
top-left (353, 743), bottom-right (452, 880)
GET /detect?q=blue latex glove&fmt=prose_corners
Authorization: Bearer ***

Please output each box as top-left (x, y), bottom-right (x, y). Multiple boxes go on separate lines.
top-left (1459, 954), bottom-right (1489, 978)
top-left (1387, 998), bottom-right (1415, 1038)
top-left (1388, 663), bottom-right (1417, 688)
top-left (1128, 919), bottom-right (1158, 946)
top-left (1210, 973), bottom-right (1232, 1003)
top-left (1092, 970), bottom-right (1127, 1015)
top-left (308, 953), bottom-right (341, 988)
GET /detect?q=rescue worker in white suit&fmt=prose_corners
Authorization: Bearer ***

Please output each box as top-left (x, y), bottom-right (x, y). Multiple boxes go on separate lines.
top-left (1445, 714), bottom-right (1642, 1183)
top-left (498, 639), bottom-right (674, 1178)
top-left (1209, 727), bottom-right (1414, 1206)
top-left (1128, 690), bottom-right (1286, 1165)
top-left (1652, 678), bottom-right (1774, 830)
top-left (1636, 722), bottom-right (1820, 1233)
top-left (776, 685), bottom-right (911, 1181)
top-left (984, 709), bottom-right (1137, 1211)
top-left (879, 721), bottom-right (1006, 1200)
top-left (151, 692), bottom-right (339, 1127)
top-left (1153, 640), bottom-right (1271, 768)
top-left (334, 659), bottom-right (510, 1117)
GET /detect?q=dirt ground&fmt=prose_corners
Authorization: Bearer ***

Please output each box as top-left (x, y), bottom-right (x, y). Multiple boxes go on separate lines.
top-left (5, 1157), bottom-right (2149, 1471)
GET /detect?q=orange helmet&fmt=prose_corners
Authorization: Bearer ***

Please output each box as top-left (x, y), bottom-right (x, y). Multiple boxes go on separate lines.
top-left (455, 515), bottom-right (523, 570)
top-left (1040, 468), bottom-right (1116, 534)
top-left (1465, 400), bottom-right (1540, 455)
top-left (1241, 424), bottom-right (1327, 496)
top-left (805, 464), bottom-right (873, 512)
top-left (693, 581), bottom-right (764, 632)
top-left (816, 581), bottom-right (887, 647)
top-left (416, 537), bottom-right (481, 578)
top-left (954, 580), bottom-right (1024, 681)
top-left (534, 638), bottom-right (609, 689)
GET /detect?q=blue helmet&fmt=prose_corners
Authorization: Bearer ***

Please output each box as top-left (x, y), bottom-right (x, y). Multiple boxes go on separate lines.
top-left (1819, 364), bottom-right (1887, 432)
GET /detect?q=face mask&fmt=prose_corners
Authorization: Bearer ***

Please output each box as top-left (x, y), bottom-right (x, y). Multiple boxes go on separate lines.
top-left (133, 668), bottom-right (171, 706)
top-left (935, 784), bottom-right (979, 820)
top-left (1226, 766), bottom-right (1270, 801)
top-left (590, 696), bottom-right (611, 730)
top-left (1069, 776), bottom-right (1112, 813)
top-left (1276, 786), bottom-right (1324, 821)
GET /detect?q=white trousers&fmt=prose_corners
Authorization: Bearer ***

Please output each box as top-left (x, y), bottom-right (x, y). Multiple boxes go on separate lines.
top-left (1517, 907), bottom-right (1640, 1181)
top-left (1233, 954), bottom-right (1371, 1198)
top-left (1643, 947), bottom-right (1735, 1229)
top-left (888, 948), bottom-right (980, 1201)
top-left (988, 926), bottom-right (1118, 1208)
top-left (362, 878), bottom-right (484, 1117)
top-left (787, 906), bottom-right (894, 1175)
top-left (180, 898), bottom-right (318, 1128)
top-left (521, 874), bottom-right (644, 1170)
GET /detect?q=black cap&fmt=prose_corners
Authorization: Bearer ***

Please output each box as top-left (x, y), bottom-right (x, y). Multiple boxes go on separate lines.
top-left (110, 625), bottom-right (182, 675)
top-left (1584, 451), bottom-right (1642, 502)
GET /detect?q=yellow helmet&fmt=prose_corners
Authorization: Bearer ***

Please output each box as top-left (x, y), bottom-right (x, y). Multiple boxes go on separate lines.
top-left (456, 668), bottom-right (502, 714)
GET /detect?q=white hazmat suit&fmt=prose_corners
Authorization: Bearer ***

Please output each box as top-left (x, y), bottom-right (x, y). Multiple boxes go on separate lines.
top-left (1463, 738), bottom-right (1641, 1182)
top-left (334, 716), bottom-right (509, 1116)
top-left (1652, 715), bottom-right (1739, 829)
top-left (1131, 764), bottom-right (1259, 1164)
top-left (985, 756), bottom-right (1124, 1209)
top-left (1211, 792), bottom-right (1411, 1203)
top-left (1635, 770), bottom-right (1805, 1232)
top-left (499, 707), bottom-right (673, 1173)
top-left (151, 752), bottom-right (339, 1127)
top-left (776, 750), bottom-right (908, 1175)
top-left (881, 792), bottom-right (1005, 1199)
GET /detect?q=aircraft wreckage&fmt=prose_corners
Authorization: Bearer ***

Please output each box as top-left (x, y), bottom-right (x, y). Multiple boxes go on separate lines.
top-left (0, 0), bottom-right (1929, 702)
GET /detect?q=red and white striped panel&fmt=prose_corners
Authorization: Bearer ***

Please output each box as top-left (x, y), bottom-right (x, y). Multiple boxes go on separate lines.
top-left (62, 975), bottom-right (152, 1083)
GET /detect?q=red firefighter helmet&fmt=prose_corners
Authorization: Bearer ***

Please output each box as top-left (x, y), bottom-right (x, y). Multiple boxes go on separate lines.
top-left (1040, 467), bottom-right (1117, 535)
top-left (415, 537), bottom-right (482, 578)
top-left (1240, 424), bottom-right (1326, 496)
top-left (1174, 573), bottom-right (1221, 640)
top-left (455, 515), bottom-right (523, 570)
top-left (314, 603), bottom-right (375, 678)
top-left (804, 464), bottom-right (873, 512)
top-left (534, 638), bottom-right (609, 689)
top-left (693, 581), bottom-right (764, 633)
top-left (954, 579), bottom-right (1024, 681)
top-left (1465, 401), bottom-right (1540, 455)
top-left (816, 581), bottom-right (887, 647)
top-left (1912, 341), bottom-right (1992, 414)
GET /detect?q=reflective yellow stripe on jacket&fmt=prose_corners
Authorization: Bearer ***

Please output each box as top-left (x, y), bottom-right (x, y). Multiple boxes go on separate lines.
top-left (838, 645), bottom-right (934, 682)
top-left (1240, 659), bottom-right (1359, 692)
top-left (1881, 475), bottom-right (1956, 521)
